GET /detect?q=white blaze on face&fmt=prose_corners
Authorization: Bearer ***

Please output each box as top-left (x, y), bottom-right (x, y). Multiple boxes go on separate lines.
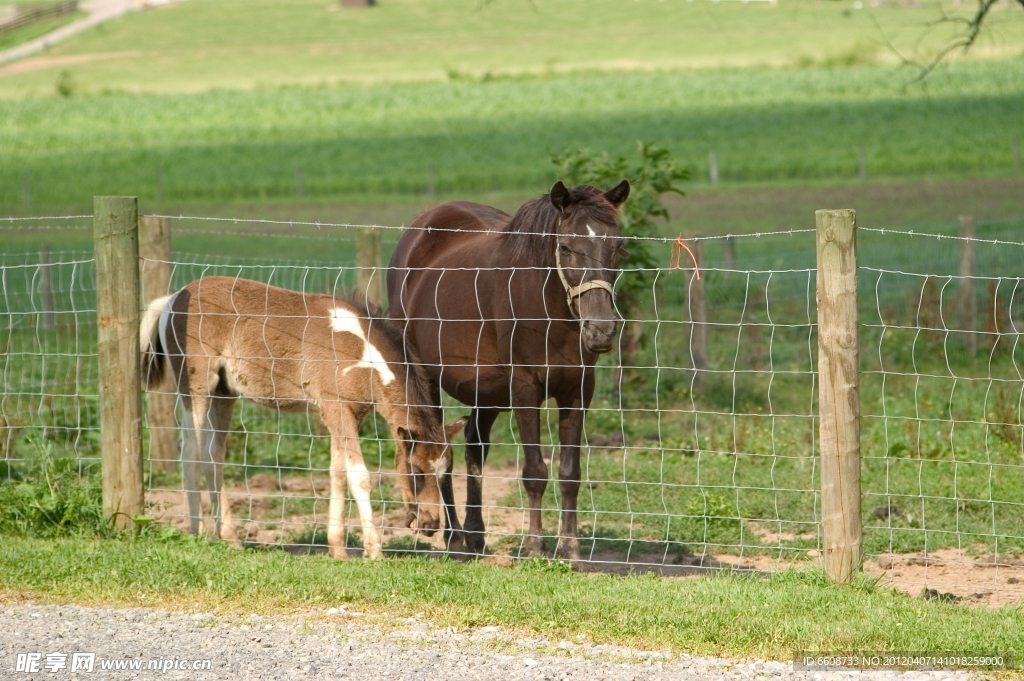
top-left (329, 308), bottom-right (396, 385)
top-left (586, 223), bottom-right (596, 237)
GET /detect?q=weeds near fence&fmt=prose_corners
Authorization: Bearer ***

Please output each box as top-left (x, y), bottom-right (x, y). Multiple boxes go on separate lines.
top-left (0, 441), bottom-right (108, 539)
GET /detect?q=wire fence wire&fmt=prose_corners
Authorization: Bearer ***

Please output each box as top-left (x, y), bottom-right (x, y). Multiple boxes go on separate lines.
top-left (2, 213), bottom-right (1023, 595)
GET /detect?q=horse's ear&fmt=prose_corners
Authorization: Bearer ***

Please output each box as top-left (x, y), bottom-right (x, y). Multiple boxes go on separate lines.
top-left (444, 416), bottom-right (469, 440)
top-left (549, 181), bottom-right (572, 211)
top-left (397, 426), bottom-right (415, 447)
top-left (604, 180), bottom-right (630, 208)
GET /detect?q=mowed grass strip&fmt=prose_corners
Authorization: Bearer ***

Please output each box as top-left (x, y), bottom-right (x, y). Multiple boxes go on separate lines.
top-left (3, 59), bottom-right (1024, 211)
top-left (1, 538), bottom-right (1023, 658)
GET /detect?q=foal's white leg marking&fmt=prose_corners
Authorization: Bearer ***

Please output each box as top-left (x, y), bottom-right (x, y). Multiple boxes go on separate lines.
top-left (328, 308), bottom-right (396, 385)
top-left (180, 407), bottom-right (203, 535)
top-left (199, 406), bottom-right (221, 540)
top-left (346, 450), bottom-right (383, 559)
top-left (586, 223), bottom-right (596, 237)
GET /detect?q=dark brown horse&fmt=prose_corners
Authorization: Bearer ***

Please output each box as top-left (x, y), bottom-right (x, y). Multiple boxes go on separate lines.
top-left (387, 180), bottom-right (629, 561)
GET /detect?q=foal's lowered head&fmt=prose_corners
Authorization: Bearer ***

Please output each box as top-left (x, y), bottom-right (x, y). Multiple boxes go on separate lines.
top-left (397, 416), bottom-right (468, 536)
top-left (547, 179), bottom-right (630, 353)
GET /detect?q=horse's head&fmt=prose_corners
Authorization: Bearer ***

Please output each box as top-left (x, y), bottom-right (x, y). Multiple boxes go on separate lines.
top-left (397, 416), bottom-right (468, 536)
top-left (549, 179), bottom-right (631, 354)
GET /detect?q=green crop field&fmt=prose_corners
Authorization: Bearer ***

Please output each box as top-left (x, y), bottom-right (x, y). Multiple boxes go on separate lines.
top-left (3, 60), bottom-right (1024, 212)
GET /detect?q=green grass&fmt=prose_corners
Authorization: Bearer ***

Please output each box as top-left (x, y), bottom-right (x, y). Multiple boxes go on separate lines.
top-left (1, 535), bottom-right (1023, 658)
top-left (3, 59), bottom-right (1024, 212)
top-left (2, 0), bottom-right (1020, 97)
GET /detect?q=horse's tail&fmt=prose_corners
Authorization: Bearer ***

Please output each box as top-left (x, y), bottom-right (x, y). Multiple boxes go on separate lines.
top-left (140, 292), bottom-right (174, 389)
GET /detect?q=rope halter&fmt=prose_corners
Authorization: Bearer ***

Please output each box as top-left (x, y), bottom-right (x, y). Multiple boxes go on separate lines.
top-left (554, 244), bottom-right (615, 321)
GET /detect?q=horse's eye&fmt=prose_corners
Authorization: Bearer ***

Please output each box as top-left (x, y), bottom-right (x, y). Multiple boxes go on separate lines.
top-left (618, 245), bottom-right (630, 259)
top-left (558, 243), bottom-right (571, 255)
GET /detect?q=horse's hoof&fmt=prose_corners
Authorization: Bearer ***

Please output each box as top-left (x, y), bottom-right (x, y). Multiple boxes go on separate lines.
top-left (445, 532), bottom-right (473, 561)
top-left (554, 538), bottom-right (581, 563)
top-left (524, 536), bottom-right (546, 557)
top-left (364, 545), bottom-right (384, 560)
top-left (464, 529), bottom-right (488, 555)
top-left (328, 547), bottom-right (347, 560)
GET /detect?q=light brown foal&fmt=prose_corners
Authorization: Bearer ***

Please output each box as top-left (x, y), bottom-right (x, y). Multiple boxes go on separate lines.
top-left (141, 276), bottom-right (465, 559)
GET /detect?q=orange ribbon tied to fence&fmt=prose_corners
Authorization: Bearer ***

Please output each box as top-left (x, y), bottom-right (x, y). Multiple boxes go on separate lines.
top-left (670, 234), bottom-right (700, 279)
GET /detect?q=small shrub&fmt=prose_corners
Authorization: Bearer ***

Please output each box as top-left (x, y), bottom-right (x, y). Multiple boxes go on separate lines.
top-left (55, 71), bottom-right (76, 98)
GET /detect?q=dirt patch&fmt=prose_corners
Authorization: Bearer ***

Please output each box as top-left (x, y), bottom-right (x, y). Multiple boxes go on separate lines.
top-left (867, 548), bottom-right (1024, 608)
top-left (748, 523), bottom-right (816, 543)
top-left (0, 51), bottom-right (145, 78)
top-left (144, 464), bottom-right (523, 549)
top-left (713, 549), bottom-right (1024, 608)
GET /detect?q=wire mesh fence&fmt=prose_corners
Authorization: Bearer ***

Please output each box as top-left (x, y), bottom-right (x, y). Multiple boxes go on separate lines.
top-left (2, 210), bottom-right (1023, 598)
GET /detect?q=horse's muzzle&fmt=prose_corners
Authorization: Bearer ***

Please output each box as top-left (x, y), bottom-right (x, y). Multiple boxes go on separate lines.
top-left (416, 510), bottom-right (440, 537)
top-left (582, 319), bottom-right (615, 354)
top-left (404, 507), bottom-right (440, 537)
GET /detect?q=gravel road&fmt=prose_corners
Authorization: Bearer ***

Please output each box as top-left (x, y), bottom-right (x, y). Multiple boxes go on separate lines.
top-left (0, 604), bottom-right (980, 680)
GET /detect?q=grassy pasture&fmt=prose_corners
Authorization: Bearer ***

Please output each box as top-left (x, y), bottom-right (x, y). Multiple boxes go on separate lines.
top-left (3, 59), bottom-right (1024, 212)
top-left (3, 214), bottom-right (1022, 560)
top-left (1, 0), bottom-right (1020, 96)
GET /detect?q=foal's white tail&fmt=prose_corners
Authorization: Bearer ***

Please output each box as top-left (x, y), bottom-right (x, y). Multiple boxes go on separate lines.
top-left (140, 293), bottom-right (173, 389)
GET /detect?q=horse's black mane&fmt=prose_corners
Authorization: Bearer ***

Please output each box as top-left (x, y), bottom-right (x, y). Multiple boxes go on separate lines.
top-left (338, 293), bottom-right (442, 440)
top-left (502, 184), bottom-right (619, 264)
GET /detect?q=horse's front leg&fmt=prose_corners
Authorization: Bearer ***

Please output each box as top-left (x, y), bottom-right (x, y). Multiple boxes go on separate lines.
top-left (513, 398), bottom-right (547, 558)
top-left (325, 405), bottom-right (380, 559)
top-left (463, 407), bottom-right (500, 555)
top-left (441, 456), bottom-right (466, 555)
top-left (554, 397), bottom-right (587, 563)
top-left (345, 437), bottom-right (383, 559)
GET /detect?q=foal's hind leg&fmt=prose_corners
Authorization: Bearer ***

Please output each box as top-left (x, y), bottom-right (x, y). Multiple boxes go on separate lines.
top-left (180, 394), bottom-right (203, 535)
top-left (202, 395), bottom-right (239, 546)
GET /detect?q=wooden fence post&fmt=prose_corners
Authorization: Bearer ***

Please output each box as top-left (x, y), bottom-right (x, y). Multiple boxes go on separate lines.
top-left (722, 235), bottom-right (736, 271)
top-left (686, 237), bottom-right (707, 392)
top-left (95, 196), bottom-right (143, 529)
top-left (815, 208), bottom-right (862, 584)
top-left (356, 228), bottom-right (383, 308)
top-left (39, 243), bottom-right (55, 331)
top-left (959, 216), bottom-right (977, 357)
top-left (139, 215), bottom-right (177, 472)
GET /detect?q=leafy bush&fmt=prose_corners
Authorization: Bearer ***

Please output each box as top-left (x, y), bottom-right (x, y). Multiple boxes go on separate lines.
top-left (551, 141), bottom-right (689, 316)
